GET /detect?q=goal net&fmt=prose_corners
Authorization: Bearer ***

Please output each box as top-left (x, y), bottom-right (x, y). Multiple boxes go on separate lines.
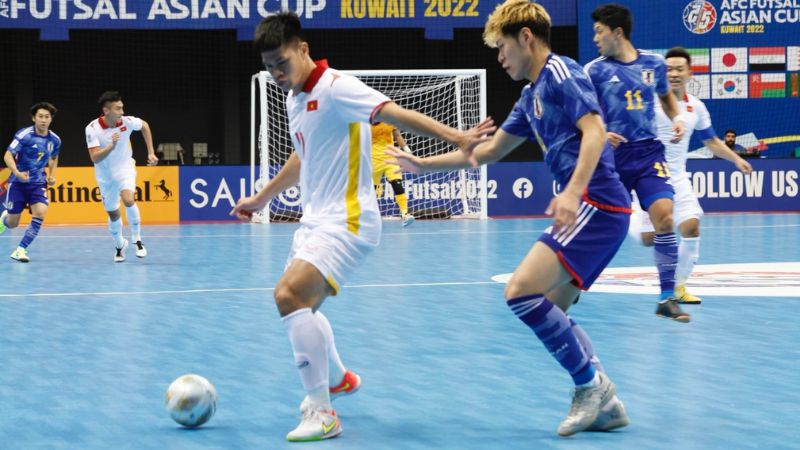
top-left (250, 69), bottom-right (487, 223)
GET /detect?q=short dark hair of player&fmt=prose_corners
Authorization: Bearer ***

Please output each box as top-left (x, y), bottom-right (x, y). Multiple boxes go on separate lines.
top-left (665, 47), bottom-right (692, 66)
top-left (724, 129), bottom-right (737, 136)
top-left (30, 102), bottom-right (57, 117)
top-left (254, 11), bottom-right (304, 53)
top-left (98, 91), bottom-right (123, 109)
top-left (591, 4), bottom-right (633, 40)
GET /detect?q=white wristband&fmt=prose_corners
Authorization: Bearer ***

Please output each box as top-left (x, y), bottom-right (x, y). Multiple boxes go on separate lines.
top-left (402, 145), bottom-right (412, 154)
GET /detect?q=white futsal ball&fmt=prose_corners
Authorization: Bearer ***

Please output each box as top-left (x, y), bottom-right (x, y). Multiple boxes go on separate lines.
top-left (165, 374), bottom-right (217, 427)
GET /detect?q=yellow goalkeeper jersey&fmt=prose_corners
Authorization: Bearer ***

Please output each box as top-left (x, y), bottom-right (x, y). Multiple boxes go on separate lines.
top-left (371, 122), bottom-right (395, 161)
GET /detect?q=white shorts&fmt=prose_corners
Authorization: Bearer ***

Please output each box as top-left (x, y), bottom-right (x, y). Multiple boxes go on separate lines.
top-left (286, 224), bottom-right (378, 295)
top-left (97, 173), bottom-right (137, 211)
top-left (630, 174), bottom-right (703, 235)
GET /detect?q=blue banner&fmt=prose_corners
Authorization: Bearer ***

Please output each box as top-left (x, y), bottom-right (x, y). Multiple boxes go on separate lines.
top-left (179, 165), bottom-right (250, 221)
top-left (486, 159), bottom-right (800, 216)
top-left (0, 0), bottom-right (574, 40)
top-left (578, 0), bottom-right (800, 158)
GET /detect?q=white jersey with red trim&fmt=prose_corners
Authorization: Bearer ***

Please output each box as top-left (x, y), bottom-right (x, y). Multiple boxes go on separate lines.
top-left (286, 62), bottom-right (390, 244)
top-left (85, 115), bottom-right (142, 182)
top-left (654, 93), bottom-right (712, 178)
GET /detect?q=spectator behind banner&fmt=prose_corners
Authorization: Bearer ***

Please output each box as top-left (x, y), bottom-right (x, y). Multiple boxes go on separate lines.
top-left (724, 129), bottom-right (760, 158)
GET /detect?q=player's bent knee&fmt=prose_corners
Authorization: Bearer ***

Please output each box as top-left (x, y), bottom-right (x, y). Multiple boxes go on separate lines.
top-left (274, 284), bottom-right (308, 317)
top-left (5, 215), bottom-right (21, 228)
top-left (641, 232), bottom-right (655, 246)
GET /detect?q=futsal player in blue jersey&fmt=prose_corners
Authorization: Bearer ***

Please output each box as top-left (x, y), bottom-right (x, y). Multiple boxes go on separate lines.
top-left (390, 0), bottom-right (631, 436)
top-left (584, 4), bottom-right (690, 322)
top-left (1, 102), bottom-right (61, 263)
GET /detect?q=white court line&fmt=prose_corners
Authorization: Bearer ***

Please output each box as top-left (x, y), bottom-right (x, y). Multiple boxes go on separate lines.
top-left (3, 222), bottom-right (799, 240)
top-left (0, 280), bottom-right (499, 299)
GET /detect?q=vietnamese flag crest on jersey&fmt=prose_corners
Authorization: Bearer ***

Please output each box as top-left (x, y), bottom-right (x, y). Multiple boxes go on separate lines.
top-left (307, 100), bottom-right (318, 111)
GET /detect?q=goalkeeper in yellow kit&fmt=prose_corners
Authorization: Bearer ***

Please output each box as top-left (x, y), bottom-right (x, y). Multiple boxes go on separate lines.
top-left (371, 122), bottom-right (415, 227)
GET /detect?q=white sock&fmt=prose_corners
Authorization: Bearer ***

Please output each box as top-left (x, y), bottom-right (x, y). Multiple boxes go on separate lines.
top-left (676, 237), bottom-right (700, 285)
top-left (125, 204), bottom-right (141, 242)
top-left (108, 217), bottom-right (124, 248)
top-left (315, 311), bottom-right (347, 386)
top-left (282, 308), bottom-right (331, 409)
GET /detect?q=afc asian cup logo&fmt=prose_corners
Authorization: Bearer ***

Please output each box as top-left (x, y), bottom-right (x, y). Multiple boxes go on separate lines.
top-left (683, 0), bottom-right (717, 34)
top-left (533, 94), bottom-right (543, 119)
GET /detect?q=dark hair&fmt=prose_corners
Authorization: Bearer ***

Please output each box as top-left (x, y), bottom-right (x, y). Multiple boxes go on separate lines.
top-left (724, 129), bottom-right (737, 136)
top-left (665, 47), bottom-right (691, 66)
top-left (591, 4), bottom-right (632, 40)
top-left (30, 102), bottom-right (57, 117)
top-left (98, 91), bottom-right (122, 109)
top-left (254, 11), bottom-right (304, 52)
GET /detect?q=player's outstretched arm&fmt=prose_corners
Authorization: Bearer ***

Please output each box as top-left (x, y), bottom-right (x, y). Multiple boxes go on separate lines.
top-left (374, 102), bottom-right (495, 165)
top-left (231, 152), bottom-right (301, 221)
top-left (141, 120), bottom-right (159, 166)
top-left (387, 129), bottom-right (525, 174)
top-left (703, 137), bottom-right (753, 174)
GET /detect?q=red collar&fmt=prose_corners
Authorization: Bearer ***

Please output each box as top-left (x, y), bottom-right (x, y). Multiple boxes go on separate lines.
top-left (301, 59), bottom-right (329, 93)
top-left (98, 116), bottom-right (123, 129)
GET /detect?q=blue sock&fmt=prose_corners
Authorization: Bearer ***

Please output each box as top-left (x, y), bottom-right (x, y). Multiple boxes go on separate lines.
top-left (653, 233), bottom-right (678, 300)
top-left (20, 217), bottom-right (43, 249)
top-left (508, 294), bottom-right (595, 385)
top-left (569, 317), bottom-right (605, 373)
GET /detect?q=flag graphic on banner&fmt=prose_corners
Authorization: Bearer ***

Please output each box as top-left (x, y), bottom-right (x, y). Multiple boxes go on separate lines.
top-left (749, 47), bottom-right (786, 72)
top-left (687, 48), bottom-right (710, 73)
top-left (712, 48), bottom-right (747, 72)
top-left (789, 73), bottom-right (799, 97)
top-left (712, 74), bottom-right (747, 99)
top-left (750, 73), bottom-right (786, 98)
top-left (788, 47), bottom-right (800, 71)
top-left (687, 74), bottom-right (710, 99)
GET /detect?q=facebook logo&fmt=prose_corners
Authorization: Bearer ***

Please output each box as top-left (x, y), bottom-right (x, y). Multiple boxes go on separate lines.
top-left (512, 178), bottom-right (534, 199)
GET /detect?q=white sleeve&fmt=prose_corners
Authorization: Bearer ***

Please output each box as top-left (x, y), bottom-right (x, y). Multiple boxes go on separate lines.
top-left (694, 100), bottom-right (712, 131)
top-left (330, 74), bottom-right (390, 124)
top-left (86, 125), bottom-right (100, 149)
top-left (125, 116), bottom-right (144, 131)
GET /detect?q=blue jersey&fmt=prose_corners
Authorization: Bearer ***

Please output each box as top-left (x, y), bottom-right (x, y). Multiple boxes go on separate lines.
top-left (501, 53), bottom-right (629, 210)
top-left (584, 51), bottom-right (669, 143)
top-left (6, 126), bottom-right (61, 184)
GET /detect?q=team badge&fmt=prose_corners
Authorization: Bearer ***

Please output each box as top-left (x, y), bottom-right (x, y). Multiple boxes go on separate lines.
top-left (307, 100), bottom-right (318, 112)
top-left (120, 126), bottom-right (127, 132)
top-left (533, 94), bottom-right (543, 119)
top-left (641, 69), bottom-right (655, 86)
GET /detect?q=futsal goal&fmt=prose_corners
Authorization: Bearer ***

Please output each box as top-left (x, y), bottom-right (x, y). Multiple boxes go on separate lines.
top-left (250, 69), bottom-right (487, 223)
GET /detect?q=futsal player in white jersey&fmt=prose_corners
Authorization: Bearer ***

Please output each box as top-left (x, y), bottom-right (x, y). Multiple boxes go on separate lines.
top-left (628, 47), bottom-right (752, 303)
top-left (86, 91), bottom-right (158, 262)
top-left (231, 12), bottom-right (493, 442)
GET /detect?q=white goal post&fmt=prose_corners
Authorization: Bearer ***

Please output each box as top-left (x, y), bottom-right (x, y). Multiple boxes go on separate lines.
top-left (250, 69), bottom-right (488, 223)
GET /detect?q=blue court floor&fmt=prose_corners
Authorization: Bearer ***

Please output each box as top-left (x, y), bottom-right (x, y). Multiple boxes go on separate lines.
top-left (1, 213), bottom-right (798, 450)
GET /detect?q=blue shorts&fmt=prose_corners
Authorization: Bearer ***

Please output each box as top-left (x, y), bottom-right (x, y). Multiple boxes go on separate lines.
top-left (538, 201), bottom-right (629, 290)
top-left (613, 139), bottom-right (674, 211)
top-left (4, 182), bottom-right (49, 214)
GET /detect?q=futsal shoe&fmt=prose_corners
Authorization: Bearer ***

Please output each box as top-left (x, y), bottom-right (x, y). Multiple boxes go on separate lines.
top-left (655, 298), bottom-right (691, 323)
top-left (557, 372), bottom-right (616, 437)
top-left (401, 213), bottom-right (415, 227)
top-left (286, 406), bottom-right (342, 442)
top-left (114, 239), bottom-right (129, 263)
top-left (587, 395), bottom-right (630, 432)
top-left (135, 240), bottom-right (148, 258)
top-left (10, 247), bottom-right (29, 263)
top-left (299, 370), bottom-right (362, 413)
top-left (675, 284), bottom-right (702, 304)
top-left (0, 210), bottom-right (7, 234)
